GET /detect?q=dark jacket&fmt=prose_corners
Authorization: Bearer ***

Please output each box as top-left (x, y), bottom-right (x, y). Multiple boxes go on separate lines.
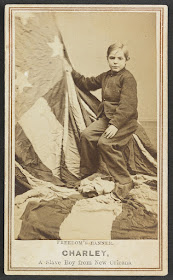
top-left (72, 68), bottom-right (138, 129)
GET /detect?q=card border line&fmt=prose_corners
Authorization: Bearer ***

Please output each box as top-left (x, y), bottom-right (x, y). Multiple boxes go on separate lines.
top-left (6, 5), bottom-right (166, 273)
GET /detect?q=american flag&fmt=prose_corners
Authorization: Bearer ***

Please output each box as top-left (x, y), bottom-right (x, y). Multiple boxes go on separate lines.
top-left (15, 12), bottom-right (99, 188)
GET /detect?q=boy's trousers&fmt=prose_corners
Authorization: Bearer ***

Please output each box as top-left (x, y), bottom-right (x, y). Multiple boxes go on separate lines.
top-left (80, 116), bottom-right (138, 184)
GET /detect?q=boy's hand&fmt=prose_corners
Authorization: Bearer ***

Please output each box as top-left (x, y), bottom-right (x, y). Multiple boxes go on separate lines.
top-left (104, 125), bottom-right (118, 139)
top-left (64, 58), bottom-right (72, 72)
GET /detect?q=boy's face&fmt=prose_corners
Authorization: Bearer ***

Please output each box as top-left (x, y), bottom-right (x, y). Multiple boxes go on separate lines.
top-left (107, 49), bottom-right (126, 72)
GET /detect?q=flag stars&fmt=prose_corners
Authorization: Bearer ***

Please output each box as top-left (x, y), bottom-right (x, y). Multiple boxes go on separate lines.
top-left (47, 36), bottom-right (64, 58)
top-left (15, 69), bottom-right (32, 93)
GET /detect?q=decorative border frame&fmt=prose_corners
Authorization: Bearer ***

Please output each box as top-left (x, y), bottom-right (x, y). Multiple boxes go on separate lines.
top-left (4, 5), bottom-right (168, 275)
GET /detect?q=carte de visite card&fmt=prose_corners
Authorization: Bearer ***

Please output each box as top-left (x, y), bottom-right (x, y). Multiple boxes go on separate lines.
top-left (4, 4), bottom-right (168, 276)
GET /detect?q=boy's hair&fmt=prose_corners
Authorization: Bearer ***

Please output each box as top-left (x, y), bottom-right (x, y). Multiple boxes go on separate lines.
top-left (107, 43), bottom-right (130, 61)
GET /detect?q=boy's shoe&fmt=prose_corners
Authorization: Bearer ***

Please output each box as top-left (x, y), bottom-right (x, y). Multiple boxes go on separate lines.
top-left (111, 181), bottom-right (134, 201)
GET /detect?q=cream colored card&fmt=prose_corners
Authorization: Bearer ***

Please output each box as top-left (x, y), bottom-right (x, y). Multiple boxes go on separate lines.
top-left (5, 4), bottom-right (168, 276)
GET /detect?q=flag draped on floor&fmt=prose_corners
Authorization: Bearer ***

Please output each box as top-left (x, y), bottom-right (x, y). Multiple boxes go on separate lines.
top-left (14, 12), bottom-right (158, 239)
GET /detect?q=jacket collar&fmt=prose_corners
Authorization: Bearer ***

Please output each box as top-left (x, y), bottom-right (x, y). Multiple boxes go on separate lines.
top-left (108, 67), bottom-right (126, 76)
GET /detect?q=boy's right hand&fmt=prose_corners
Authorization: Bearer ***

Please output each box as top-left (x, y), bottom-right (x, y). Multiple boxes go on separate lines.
top-left (64, 59), bottom-right (72, 73)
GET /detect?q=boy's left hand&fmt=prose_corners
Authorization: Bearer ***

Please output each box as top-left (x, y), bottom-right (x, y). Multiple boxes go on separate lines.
top-left (104, 125), bottom-right (118, 138)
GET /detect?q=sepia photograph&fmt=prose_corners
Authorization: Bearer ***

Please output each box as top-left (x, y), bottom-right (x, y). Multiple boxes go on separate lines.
top-left (5, 4), bottom-right (168, 276)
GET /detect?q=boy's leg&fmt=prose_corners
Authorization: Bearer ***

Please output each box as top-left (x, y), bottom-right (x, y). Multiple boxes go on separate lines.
top-left (98, 119), bottom-right (138, 193)
top-left (80, 117), bottom-right (108, 177)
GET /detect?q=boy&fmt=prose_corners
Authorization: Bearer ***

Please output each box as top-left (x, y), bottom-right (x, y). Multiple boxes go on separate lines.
top-left (71, 42), bottom-right (138, 199)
